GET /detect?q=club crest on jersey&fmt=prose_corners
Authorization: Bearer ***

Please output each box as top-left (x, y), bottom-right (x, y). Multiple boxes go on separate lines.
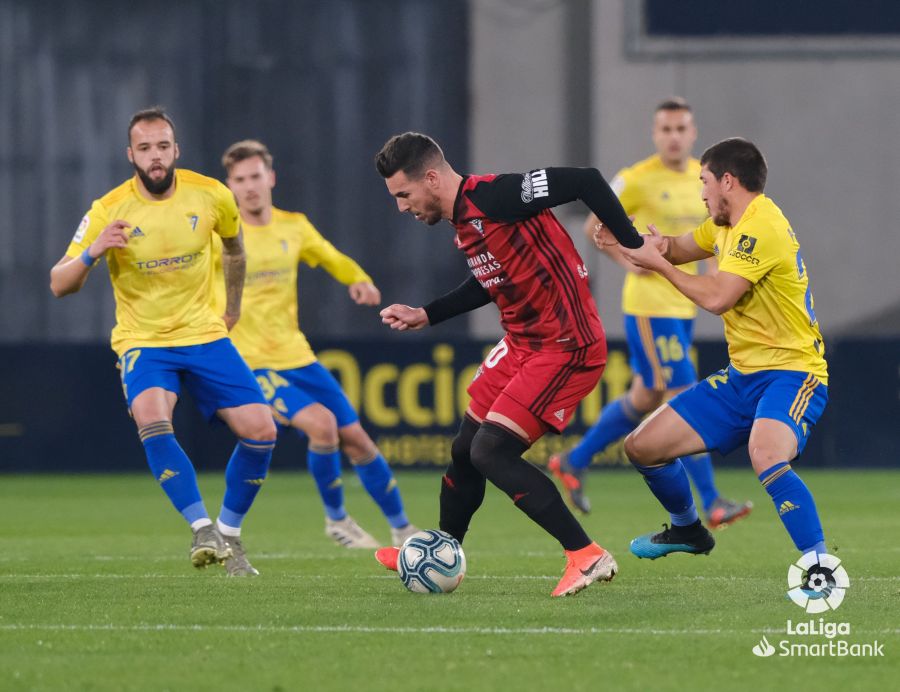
top-left (187, 214), bottom-right (199, 231)
top-left (469, 218), bottom-right (484, 234)
top-left (521, 169), bottom-right (549, 203)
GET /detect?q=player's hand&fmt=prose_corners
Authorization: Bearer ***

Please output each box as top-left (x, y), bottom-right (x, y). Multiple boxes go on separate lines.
top-left (645, 224), bottom-right (670, 256)
top-left (592, 221), bottom-right (618, 250)
top-left (379, 304), bottom-right (429, 331)
top-left (620, 226), bottom-right (669, 272)
top-left (223, 312), bottom-right (240, 331)
top-left (349, 281), bottom-right (381, 306)
top-left (89, 219), bottom-right (131, 258)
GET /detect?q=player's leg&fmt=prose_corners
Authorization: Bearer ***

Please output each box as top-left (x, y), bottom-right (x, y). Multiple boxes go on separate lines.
top-left (295, 360), bottom-right (416, 544)
top-left (474, 341), bottom-right (616, 596)
top-left (186, 339), bottom-right (276, 575)
top-left (123, 347), bottom-right (228, 568)
top-left (548, 315), bottom-right (666, 512)
top-left (752, 372), bottom-right (829, 556)
top-left (340, 422), bottom-right (418, 545)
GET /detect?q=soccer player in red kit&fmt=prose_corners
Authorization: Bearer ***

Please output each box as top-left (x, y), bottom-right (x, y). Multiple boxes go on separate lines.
top-left (373, 132), bottom-right (644, 597)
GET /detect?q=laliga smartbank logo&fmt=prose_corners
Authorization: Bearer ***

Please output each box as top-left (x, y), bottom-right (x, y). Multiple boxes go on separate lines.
top-left (751, 553), bottom-right (884, 658)
top-left (787, 551), bottom-right (849, 613)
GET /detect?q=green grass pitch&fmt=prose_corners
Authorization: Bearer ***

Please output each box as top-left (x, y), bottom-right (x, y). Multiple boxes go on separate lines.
top-left (0, 469), bottom-right (896, 691)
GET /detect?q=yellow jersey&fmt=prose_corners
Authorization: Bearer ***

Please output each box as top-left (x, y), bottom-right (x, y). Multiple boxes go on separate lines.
top-left (612, 155), bottom-right (708, 318)
top-left (66, 170), bottom-right (240, 356)
top-left (212, 208), bottom-right (373, 371)
top-left (693, 195), bottom-right (828, 383)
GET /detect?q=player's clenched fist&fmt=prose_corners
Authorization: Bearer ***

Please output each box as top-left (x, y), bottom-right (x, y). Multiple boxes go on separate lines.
top-left (379, 304), bottom-right (429, 331)
top-left (349, 281), bottom-right (381, 306)
top-left (90, 219), bottom-right (132, 258)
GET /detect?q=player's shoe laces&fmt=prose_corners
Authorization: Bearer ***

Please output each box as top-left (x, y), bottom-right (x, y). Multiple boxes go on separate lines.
top-left (190, 524), bottom-right (232, 568)
top-left (629, 521), bottom-right (715, 560)
top-left (390, 523), bottom-right (420, 547)
top-left (706, 497), bottom-right (753, 529)
top-left (551, 542), bottom-right (618, 597)
top-left (325, 516), bottom-right (379, 549)
top-left (374, 546), bottom-right (400, 572)
top-left (219, 532), bottom-right (259, 577)
top-left (547, 452), bottom-right (591, 514)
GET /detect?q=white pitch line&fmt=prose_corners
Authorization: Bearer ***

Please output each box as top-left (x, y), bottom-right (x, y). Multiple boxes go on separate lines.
top-left (0, 623), bottom-right (898, 637)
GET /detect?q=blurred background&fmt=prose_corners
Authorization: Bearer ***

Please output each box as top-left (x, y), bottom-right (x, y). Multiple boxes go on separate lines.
top-left (1, 0), bottom-right (899, 471)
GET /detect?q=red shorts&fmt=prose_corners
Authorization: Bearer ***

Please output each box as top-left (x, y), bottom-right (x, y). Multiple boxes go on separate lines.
top-left (467, 336), bottom-right (607, 439)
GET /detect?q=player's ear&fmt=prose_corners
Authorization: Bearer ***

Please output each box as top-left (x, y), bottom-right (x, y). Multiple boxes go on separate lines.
top-left (269, 169), bottom-right (276, 189)
top-left (173, 142), bottom-right (180, 160)
top-left (424, 168), bottom-right (440, 188)
top-left (126, 147), bottom-right (134, 164)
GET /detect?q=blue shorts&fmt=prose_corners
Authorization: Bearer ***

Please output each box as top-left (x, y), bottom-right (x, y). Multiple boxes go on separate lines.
top-left (668, 365), bottom-right (828, 457)
top-left (624, 315), bottom-right (697, 390)
top-left (117, 338), bottom-right (266, 421)
top-left (253, 362), bottom-right (359, 430)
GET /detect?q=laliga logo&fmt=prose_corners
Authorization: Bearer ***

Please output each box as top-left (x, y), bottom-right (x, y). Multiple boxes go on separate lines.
top-left (787, 551), bottom-right (849, 613)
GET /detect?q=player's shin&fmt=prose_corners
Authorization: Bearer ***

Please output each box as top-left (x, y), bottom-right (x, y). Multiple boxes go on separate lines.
top-left (471, 423), bottom-right (591, 551)
top-left (759, 462), bottom-right (826, 555)
top-left (438, 417), bottom-right (485, 544)
top-left (218, 438), bottom-right (275, 535)
top-left (139, 421), bottom-right (210, 528)
top-left (681, 453), bottom-right (720, 512)
top-left (632, 458), bottom-right (700, 526)
top-left (353, 452), bottom-right (408, 529)
top-left (308, 444), bottom-right (346, 520)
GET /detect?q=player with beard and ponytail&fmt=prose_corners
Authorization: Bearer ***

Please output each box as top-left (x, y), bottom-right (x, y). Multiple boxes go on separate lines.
top-left (372, 132), bottom-right (646, 597)
top-left (50, 107), bottom-right (276, 575)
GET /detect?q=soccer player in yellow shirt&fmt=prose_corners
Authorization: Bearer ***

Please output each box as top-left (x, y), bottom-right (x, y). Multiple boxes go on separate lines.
top-left (215, 140), bottom-right (417, 549)
top-left (549, 99), bottom-right (752, 528)
top-left (609, 137), bottom-right (829, 562)
top-left (49, 108), bottom-right (276, 575)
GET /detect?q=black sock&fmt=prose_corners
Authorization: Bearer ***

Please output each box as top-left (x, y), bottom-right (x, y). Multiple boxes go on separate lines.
top-left (439, 416), bottom-right (485, 543)
top-left (470, 422), bottom-right (591, 551)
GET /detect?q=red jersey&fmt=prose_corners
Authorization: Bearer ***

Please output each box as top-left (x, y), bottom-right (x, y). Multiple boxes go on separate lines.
top-left (451, 172), bottom-right (603, 352)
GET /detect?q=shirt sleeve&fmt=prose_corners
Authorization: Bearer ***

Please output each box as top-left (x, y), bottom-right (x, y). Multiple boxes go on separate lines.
top-left (692, 219), bottom-right (717, 254)
top-left (465, 167), bottom-right (643, 248)
top-left (611, 168), bottom-right (641, 216)
top-left (715, 226), bottom-right (781, 284)
top-left (212, 181), bottom-right (240, 239)
top-left (64, 199), bottom-right (109, 258)
top-left (297, 215), bottom-right (373, 285)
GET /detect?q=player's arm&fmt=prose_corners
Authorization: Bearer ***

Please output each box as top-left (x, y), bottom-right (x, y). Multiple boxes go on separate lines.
top-left (219, 231), bottom-right (246, 330)
top-left (297, 217), bottom-right (381, 305)
top-left (49, 219), bottom-right (130, 297)
top-left (619, 227), bottom-right (748, 314)
top-left (379, 275), bottom-right (491, 331)
top-left (468, 168), bottom-right (644, 248)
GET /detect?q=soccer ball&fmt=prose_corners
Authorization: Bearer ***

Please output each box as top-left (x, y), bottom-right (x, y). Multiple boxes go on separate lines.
top-left (397, 529), bottom-right (466, 594)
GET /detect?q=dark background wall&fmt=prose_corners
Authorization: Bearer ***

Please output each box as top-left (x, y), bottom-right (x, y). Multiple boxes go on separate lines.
top-left (0, 0), bottom-right (470, 345)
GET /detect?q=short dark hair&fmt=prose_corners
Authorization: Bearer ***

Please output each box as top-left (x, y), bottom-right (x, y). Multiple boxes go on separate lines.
top-left (375, 132), bottom-right (445, 179)
top-left (221, 139), bottom-right (274, 173)
top-left (655, 96), bottom-right (692, 114)
top-left (128, 106), bottom-right (176, 144)
top-left (700, 138), bottom-right (767, 193)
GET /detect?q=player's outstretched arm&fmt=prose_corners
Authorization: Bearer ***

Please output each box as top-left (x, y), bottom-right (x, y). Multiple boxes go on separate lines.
top-left (380, 304), bottom-right (429, 331)
top-left (658, 226), bottom-right (714, 266)
top-left (586, 213), bottom-right (649, 275)
top-left (349, 282), bottom-right (381, 305)
top-left (220, 232), bottom-right (246, 330)
top-left (49, 219), bottom-right (130, 297)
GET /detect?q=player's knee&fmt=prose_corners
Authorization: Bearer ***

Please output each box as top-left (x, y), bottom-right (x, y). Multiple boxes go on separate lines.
top-left (245, 411), bottom-right (277, 442)
top-left (624, 430), bottom-right (660, 466)
top-left (450, 417), bottom-right (480, 466)
top-left (296, 405), bottom-right (338, 446)
top-left (469, 423), bottom-right (528, 478)
top-left (630, 388), bottom-right (664, 414)
top-left (340, 424), bottom-right (377, 463)
top-left (749, 447), bottom-right (788, 476)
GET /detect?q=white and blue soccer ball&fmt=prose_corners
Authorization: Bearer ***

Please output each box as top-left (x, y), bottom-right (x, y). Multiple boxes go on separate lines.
top-left (397, 529), bottom-right (466, 594)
